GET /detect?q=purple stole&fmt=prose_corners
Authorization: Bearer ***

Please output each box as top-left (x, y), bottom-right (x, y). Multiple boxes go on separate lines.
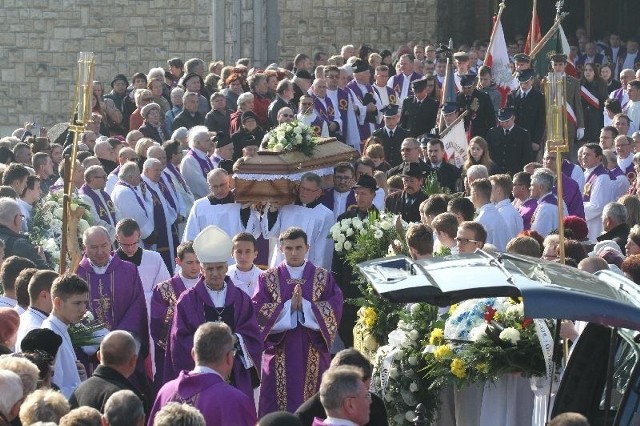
top-left (562, 159), bottom-right (576, 178)
top-left (553, 174), bottom-right (585, 219)
top-left (583, 164), bottom-right (608, 202)
top-left (336, 88), bottom-right (350, 127)
top-left (611, 87), bottom-right (628, 110)
top-left (320, 188), bottom-right (356, 212)
top-left (609, 166), bottom-right (625, 180)
top-left (346, 81), bottom-right (374, 140)
top-left (531, 193), bottom-right (557, 226)
top-left (623, 162), bottom-right (637, 184)
top-left (389, 72), bottom-right (422, 97)
top-left (157, 176), bottom-right (177, 211)
top-left (143, 182), bottom-right (173, 273)
top-left (50, 178), bottom-right (64, 192)
top-left (165, 162), bottom-right (189, 194)
top-left (116, 181), bottom-right (148, 216)
top-left (517, 198), bottom-right (538, 230)
top-left (309, 114), bottom-right (325, 137)
top-left (186, 149), bottom-right (213, 180)
top-left (78, 184), bottom-right (117, 225)
top-left (312, 96), bottom-right (335, 126)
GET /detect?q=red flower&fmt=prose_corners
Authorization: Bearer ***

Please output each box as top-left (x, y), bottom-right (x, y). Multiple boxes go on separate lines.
top-left (484, 306), bottom-right (496, 322)
top-left (522, 318), bottom-right (533, 328)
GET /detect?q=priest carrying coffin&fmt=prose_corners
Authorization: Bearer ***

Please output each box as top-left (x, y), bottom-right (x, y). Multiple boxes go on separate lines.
top-left (163, 225), bottom-right (262, 401)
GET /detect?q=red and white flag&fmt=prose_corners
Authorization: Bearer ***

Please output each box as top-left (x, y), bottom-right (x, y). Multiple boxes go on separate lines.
top-left (484, 15), bottom-right (512, 107)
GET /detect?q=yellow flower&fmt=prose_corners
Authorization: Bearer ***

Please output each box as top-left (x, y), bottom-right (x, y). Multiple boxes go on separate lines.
top-left (448, 304), bottom-right (458, 315)
top-left (362, 307), bottom-right (377, 329)
top-left (429, 328), bottom-right (444, 346)
top-left (450, 358), bottom-right (466, 379)
top-left (433, 344), bottom-right (453, 360)
top-left (475, 363), bottom-right (489, 374)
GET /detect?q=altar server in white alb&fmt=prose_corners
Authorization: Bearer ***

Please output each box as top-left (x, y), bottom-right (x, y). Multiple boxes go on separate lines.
top-left (580, 143), bottom-right (612, 241)
top-left (530, 168), bottom-right (567, 238)
top-left (262, 172), bottom-right (334, 269)
top-left (183, 168), bottom-right (259, 245)
top-left (111, 162), bottom-right (155, 245)
top-left (15, 270), bottom-right (59, 350)
top-left (180, 125), bottom-right (216, 199)
top-left (78, 165), bottom-right (120, 242)
top-left (226, 232), bottom-right (262, 298)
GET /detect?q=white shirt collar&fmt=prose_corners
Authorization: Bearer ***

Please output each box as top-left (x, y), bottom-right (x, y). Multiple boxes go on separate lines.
top-left (0, 295), bottom-right (17, 308)
top-left (205, 283), bottom-right (227, 307)
top-left (325, 416), bottom-right (359, 426)
top-left (191, 365), bottom-right (225, 380)
top-left (285, 261), bottom-right (307, 279)
top-left (495, 199), bottom-right (511, 208)
top-left (48, 313), bottom-right (70, 332)
top-left (178, 272), bottom-right (200, 289)
top-left (89, 255), bottom-right (112, 274)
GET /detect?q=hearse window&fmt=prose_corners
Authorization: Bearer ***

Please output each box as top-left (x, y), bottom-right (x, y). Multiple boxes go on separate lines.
top-left (599, 330), bottom-right (639, 420)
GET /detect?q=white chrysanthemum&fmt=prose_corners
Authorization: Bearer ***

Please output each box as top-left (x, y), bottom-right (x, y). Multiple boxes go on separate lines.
top-left (469, 325), bottom-right (487, 342)
top-left (345, 227), bottom-right (354, 237)
top-left (343, 240), bottom-right (353, 251)
top-left (352, 218), bottom-right (363, 230)
top-left (408, 355), bottom-right (418, 366)
top-left (499, 327), bottom-right (521, 345)
top-left (53, 207), bottom-right (63, 219)
top-left (373, 229), bottom-right (384, 239)
top-left (272, 143), bottom-right (284, 152)
top-left (335, 233), bottom-right (346, 243)
top-left (409, 329), bottom-right (420, 341)
top-left (506, 303), bottom-right (524, 319)
top-left (78, 219), bottom-right (90, 234)
top-left (334, 242), bottom-right (343, 252)
top-left (380, 220), bottom-right (393, 230)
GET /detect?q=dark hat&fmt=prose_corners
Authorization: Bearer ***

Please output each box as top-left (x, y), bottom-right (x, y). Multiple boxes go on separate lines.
top-left (400, 162), bottom-right (425, 178)
top-left (295, 69), bottom-right (313, 80)
top-left (513, 53), bottom-right (531, 63)
top-left (241, 110), bottom-right (259, 124)
top-left (215, 131), bottom-right (232, 148)
top-left (550, 53), bottom-right (568, 63)
top-left (352, 174), bottom-right (378, 191)
top-left (20, 328), bottom-right (63, 359)
top-left (460, 74), bottom-right (477, 87)
top-left (382, 104), bottom-right (400, 117)
top-left (419, 133), bottom-right (439, 147)
top-left (453, 51), bottom-right (470, 61)
top-left (517, 69), bottom-right (536, 82)
top-left (412, 77), bottom-right (429, 92)
top-left (442, 102), bottom-right (458, 114)
top-left (351, 59), bottom-right (369, 74)
top-left (111, 73), bottom-right (129, 88)
top-left (258, 412), bottom-right (302, 426)
top-left (497, 107), bottom-right (515, 121)
top-left (179, 72), bottom-right (203, 88)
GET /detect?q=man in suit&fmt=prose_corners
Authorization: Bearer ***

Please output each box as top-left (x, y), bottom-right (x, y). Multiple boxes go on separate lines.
top-left (575, 42), bottom-right (608, 74)
top-left (603, 32), bottom-right (625, 75)
top-left (422, 137), bottom-right (460, 192)
top-left (386, 137), bottom-right (427, 178)
top-left (267, 79), bottom-right (296, 129)
top-left (547, 54), bottom-right (584, 155)
top-left (486, 107), bottom-right (533, 176)
top-left (456, 74), bottom-right (496, 139)
top-left (400, 77), bottom-right (438, 138)
top-left (385, 162), bottom-right (427, 223)
top-left (370, 104), bottom-right (410, 168)
top-left (507, 69), bottom-right (545, 153)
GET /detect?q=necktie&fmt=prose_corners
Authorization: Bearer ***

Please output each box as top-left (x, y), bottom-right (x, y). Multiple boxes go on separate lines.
top-left (505, 129), bottom-right (510, 136)
top-left (389, 130), bottom-right (394, 139)
top-left (521, 91), bottom-right (526, 99)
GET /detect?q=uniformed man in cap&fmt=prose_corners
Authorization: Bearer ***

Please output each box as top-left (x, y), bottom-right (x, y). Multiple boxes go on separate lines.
top-left (400, 77), bottom-right (439, 138)
top-left (453, 51), bottom-right (472, 92)
top-left (506, 69), bottom-right (545, 154)
top-left (543, 54), bottom-right (584, 155)
top-left (370, 104), bottom-right (410, 167)
top-left (486, 107), bottom-right (533, 175)
top-left (456, 74), bottom-right (497, 139)
top-left (440, 102), bottom-right (460, 130)
top-left (384, 162), bottom-right (428, 223)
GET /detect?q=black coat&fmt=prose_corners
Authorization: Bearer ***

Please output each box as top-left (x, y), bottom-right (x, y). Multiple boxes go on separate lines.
top-left (371, 126), bottom-right (411, 168)
top-left (506, 87), bottom-right (546, 146)
top-left (424, 161), bottom-right (461, 193)
top-left (267, 97), bottom-right (297, 129)
top-left (486, 125), bottom-right (533, 176)
top-left (295, 389), bottom-right (389, 426)
top-left (172, 110), bottom-right (204, 131)
top-left (400, 95), bottom-right (438, 137)
top-left (597, 223), bottom-right (630, 255)
top-left (384, 190), bottom-right (428, 223)
top-left (456, 89), bottom-right (496, 139)
top-left (386, 159), bottom-right (429, 178)
top-left (230, 127), bottom-right (265, 162)
top-left (69, 365), bottom-right (150, 414)
top-left (204, 109), bottom-right (231, 138)
top-left (0, 225), bottom-right (50, 269)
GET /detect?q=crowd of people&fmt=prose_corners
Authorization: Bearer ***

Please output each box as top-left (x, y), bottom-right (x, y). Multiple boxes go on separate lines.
top-left (1, 28), bottom-right (639, 426)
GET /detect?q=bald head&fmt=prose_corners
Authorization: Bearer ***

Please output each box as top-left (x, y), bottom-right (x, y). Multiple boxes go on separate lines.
top-left (578, 256), bottom-right (609, 274)
top-left (99, 330), bottom-right (137, 367)
top-left (82, 225), bottom-right (110, 247)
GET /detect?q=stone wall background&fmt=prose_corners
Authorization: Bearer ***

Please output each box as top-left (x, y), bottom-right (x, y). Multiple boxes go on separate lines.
top-left (0, 0), bottom-right (446, 132)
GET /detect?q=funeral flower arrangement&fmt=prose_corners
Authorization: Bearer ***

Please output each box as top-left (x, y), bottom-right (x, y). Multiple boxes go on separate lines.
top-left (422, 171), bottom-right (450, 196)
top-left (266, 120), bottom-right (317, 156)
top-left (330, 211), bottom-right (407, 344)
top-left (68, 311), bottom-right (109, 355)
top-left (423, 297), bottom-right (553, 388)
top-left (30, 192), bottom-right (92, 270)
top-left (371, 303), bottom-right (441, 425)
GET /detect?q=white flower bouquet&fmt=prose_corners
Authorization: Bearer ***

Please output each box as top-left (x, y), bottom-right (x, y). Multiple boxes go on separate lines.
top-left (266, 120), bottom-right (317, 156)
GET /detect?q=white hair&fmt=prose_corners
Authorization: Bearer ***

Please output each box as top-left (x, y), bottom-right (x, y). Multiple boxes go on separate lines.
top-left (466, 164), bottom-right (488, 181)
top-left (237, 92), bottom-right (254, 108)
top-left (148, 67), bottom-right (165, 81)
top-left (118, 162), bottom-right (140, 181)
top-left (341, 44), bottom-right (355, 55)
top-left (170, 87), bottom-right (184, 103)
top-left (0, 369), bottom-right (23, 417)
top-left (0, 198), bottom-right (21, 228)
top-left (187, 126), bottom-right (210, 149)
top-left (142, 157), bottom-right (161, 171)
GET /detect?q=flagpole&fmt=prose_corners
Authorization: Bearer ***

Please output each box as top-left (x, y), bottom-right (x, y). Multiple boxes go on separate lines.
top-left (485, 0), bottom-right (507, 64)
top-left (529, 12), bottom-right (568, 60)
top-left (529, 0), bottom-right (538, 52)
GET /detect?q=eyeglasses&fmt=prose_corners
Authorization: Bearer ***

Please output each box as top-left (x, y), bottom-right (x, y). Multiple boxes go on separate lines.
top-left (18, 214), bottom-right (25, 221)
top-left (455, 237), bottom-right (480, 245)
top-left (301, 102), bottom-right (313, 107)
top-left (281, 114), bottom-right (294, 118)
top-left (228, 347), bottom-right (238, 357)
top-left (95, 175), bottom-right (108, 179)
top-left (348, 392), bottom-right (372, 402)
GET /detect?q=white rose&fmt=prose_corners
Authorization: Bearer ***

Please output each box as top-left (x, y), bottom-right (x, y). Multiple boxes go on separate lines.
top-left (389, 367), bottom-right (399, 379)
top-left (395, 349), bottom-right (404, 359)
top-left (293, 126), bottom-right (302, 134)
top-left (53, 207), bottom-right (63, 219)
top-left (334, 242), bottom-right (343, 252)
top-left (410, 303), bottom-right (420, 316)
top-left (343, 240), bottom-right (353, 251)
top-left (345, 227), bottom-right (354, 237)
top-left (409, 329), bottom-right (420, 341)
top-left (408, 355), bottom-right (418, 366)
top-left (331, 231), bottom-right (341, 241)
top-left (336, 233), bottom-right (346, 243)
top-left (406, 411), bottom-right (416, 421)
top-left (409, 382), bottom-right (419, 392)
top-left (272, 143), bottom-right (284, 152)
top-left (374, 229), bottom-right (384, 239)
top-left (380, 220), bottom-right (392, 230)
top-left (499, 327), bottom-right (521, 345)
top-left (329, 223), bottom-right (339, 233)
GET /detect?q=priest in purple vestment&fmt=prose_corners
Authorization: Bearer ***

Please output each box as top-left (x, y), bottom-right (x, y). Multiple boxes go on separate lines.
top-left (163, 226), bottom-right (262, 401)
top-left (148, 321), bottom-right (256, 426)
top-left (76, 226), bottom-right (152, 399)
top-left (150, 241), bottom-right (201, 387)
top-left (253, 227), bottom-right (343, 416)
